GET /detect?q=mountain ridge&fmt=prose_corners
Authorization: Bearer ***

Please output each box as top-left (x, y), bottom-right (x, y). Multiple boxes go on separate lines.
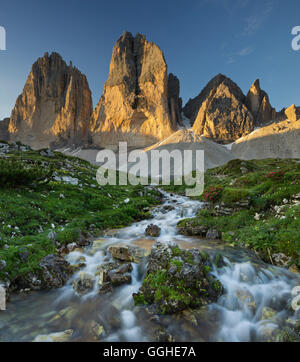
top-left (1, 32), bottom-right (299, 150)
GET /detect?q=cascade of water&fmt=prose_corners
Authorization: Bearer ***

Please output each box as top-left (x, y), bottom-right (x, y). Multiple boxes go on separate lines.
top-left (1, 191), bottom-right (299, 342)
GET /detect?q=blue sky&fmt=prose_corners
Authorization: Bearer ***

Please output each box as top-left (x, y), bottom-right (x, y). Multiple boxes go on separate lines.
top-left (0, 0), bottom-right (300, 119)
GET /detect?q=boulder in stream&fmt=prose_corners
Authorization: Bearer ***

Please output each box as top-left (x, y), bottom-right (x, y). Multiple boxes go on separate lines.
top-left (133, 242), bottom-right (223, 314)
top-left (97, 261), bottom-right (133, 292)
top-left (17, 254), bottom-right (72, 290)
top-left (108, 244), bottom-right (146, 263)
top-left (145, 224), bottom-right (161, 237)
top-left (178, 221), bottom-right (208, 237)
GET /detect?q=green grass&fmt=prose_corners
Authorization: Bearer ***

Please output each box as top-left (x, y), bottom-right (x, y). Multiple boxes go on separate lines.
top-left (0, 146), bottom-right (162, 283)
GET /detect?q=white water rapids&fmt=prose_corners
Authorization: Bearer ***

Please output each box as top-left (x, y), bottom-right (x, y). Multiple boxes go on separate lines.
top-left (0, 191), bottom-right (299, 342)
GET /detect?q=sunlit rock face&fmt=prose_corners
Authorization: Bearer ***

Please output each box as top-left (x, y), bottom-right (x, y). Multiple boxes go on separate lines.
top-left (184, 74), bottom-right (254, 143)
top-left (9, 52), bottom-right (93, 149)
top-left (90, 32), bottom-right (178, 150)
top-left (245, 79), bottom-right (276, 126)
top-left (284, 104), bottom-right (300, 122)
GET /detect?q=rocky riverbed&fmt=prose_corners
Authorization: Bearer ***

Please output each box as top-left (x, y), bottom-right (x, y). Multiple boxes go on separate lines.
top-left (0, 191), bottom-right (300, 342)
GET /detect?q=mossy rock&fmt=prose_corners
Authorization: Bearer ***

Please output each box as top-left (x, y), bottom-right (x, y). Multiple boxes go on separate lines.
top-left (133, 242), bottom-right (223, 314)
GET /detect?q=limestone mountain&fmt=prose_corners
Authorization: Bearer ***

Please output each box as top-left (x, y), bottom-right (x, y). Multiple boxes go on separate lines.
top-left (245, 79), bottom-right (276, 126)
top-left (90, 32), bottom-right (179, 150)
top-left (9, 52), bottom-right (93, 149)
top-left (183, 74), bottom-right (254, 142)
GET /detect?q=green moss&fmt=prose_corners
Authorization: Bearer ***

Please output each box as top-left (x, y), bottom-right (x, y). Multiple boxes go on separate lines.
top-left (133, 293), bottom-right (147, 306)
top-left (203, 265), bottom-right (211, 275)
top-left (171, 246), bottom-right (183, 257)
top-left (171, 259), bottom-right (183, 270)
top-left (212, 279), bottom-right (222, 292)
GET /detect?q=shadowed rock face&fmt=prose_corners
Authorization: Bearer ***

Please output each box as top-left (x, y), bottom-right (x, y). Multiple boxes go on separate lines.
top-left (90, 32), bottom-right (178, 149)
top-left (183, 74), bottom-right (254, 143)
top-left (9, 52), bottom-right (93, 149)
top-left (168, 73), bottom-right (183, 127)
top-left (0, 118), bottom-right (10, 141)
top-left (246, 79), bottom-right (276, 126)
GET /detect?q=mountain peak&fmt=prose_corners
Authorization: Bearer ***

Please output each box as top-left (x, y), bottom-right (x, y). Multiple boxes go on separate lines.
top-left (246, 79), bottom-right (276, 126)
top-left (9, 52), bottom-right (93, 149)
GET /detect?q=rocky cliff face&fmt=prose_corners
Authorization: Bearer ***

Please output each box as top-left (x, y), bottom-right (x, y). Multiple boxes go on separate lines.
top-left (90, 32), bottom-right (178, 149)
top-left (183, 74), bottom-right (254, 142)
top-left (284, 104), bottom-right (300, 122)
top-left (0, 118), bottom-right (10, 141)
top-left (9, 52), bottom-right (93, 149)
top-left (246, 79), bottom-right (276, 126)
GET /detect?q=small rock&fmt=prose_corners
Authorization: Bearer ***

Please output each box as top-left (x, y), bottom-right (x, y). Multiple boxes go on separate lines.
top-left (178, 222), bottom-right (208, 236)
top-left (155, 328), bottom-right (176, 342)
top-left (108, 245), bottom-right (132, 261)
top-left (99, 282), bottom-right (113, 294)
top-left (33, 329), bottom-right (73, 342)
top-left (109, 273), bottom-right (131, 287)
top-left (206, 229), bottom-right (220, 240)
top-left (48, 231), bottom-right (57, 241)
top-left (261, 307), bottom-right (277, 321)
top-left (289, 264), bottom-right (300, 274)
top-left (87, 321), bottom-right (104, 340)
top-left (0, 260), bottom-right (6, 270)
top-left (254, 213), bottom-right (260, 221)
top-left (272, 253), bottom-right (291, 268)
top-left (77, 231), bottom-right (90, 247)
top-left (145, 224), bottom-right (161, 237)
top-left (40, 149), bottom-right (54, 157)
top-left (66, 243), bottom-right (77, 252)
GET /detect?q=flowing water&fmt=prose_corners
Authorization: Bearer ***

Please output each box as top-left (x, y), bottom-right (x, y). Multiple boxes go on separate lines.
top-left (0, 191), bottom-right (299, 342)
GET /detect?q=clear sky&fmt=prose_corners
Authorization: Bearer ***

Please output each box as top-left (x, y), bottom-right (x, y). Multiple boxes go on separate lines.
top-left (0, 0), bottom-right (300, 119)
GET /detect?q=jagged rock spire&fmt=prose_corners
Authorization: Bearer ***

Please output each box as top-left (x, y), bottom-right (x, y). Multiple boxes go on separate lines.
top-left (9, 52), bottom-right (93, 149)
top-left (90, 32), bottom-right (179, 149)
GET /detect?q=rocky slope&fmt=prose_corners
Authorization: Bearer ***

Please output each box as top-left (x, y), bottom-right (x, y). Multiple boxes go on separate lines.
top-left (9, 52), bottom-right (93, 149)
top-left (232, 118), bottom-right (300, 159)
top-left (183, 74), bottom-right (254, 143)
top-left (90, 32), bottom-right (179, 150)
top-left (144, 128), bottom-right (233, 171)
